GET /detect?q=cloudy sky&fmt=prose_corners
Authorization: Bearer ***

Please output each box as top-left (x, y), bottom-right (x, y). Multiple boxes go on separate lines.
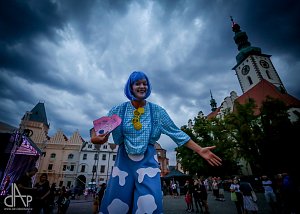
top-left (1, 0), bottom-right (299, 165)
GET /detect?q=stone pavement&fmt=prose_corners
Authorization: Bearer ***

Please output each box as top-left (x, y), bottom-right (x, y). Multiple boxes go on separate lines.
top-left (65, 190), bottom-right (271, 214)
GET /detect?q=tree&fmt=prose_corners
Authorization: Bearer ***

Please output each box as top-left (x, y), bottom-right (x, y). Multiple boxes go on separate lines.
top-left (259, 97), bottom-right (297, 175)
top-left (177, 97), bottom-right (300, 178)
top-left (177, 112), bottom-right (240, 177)
top-left (224, 98), bottom-right (263, 175)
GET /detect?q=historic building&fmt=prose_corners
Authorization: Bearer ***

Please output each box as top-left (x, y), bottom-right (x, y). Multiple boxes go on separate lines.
top-left (231, 18), bottom-right (300, 119)
top-left (78, 141), bottom-right (118, 189)
top-left (154, 143), bottom-right (170, 177)
top-left (208, 18), bottom-right (300, 120)
top-left (205, 19), bottom-right (300, 175)
top-left (19, 103), bottom-right (85, 187)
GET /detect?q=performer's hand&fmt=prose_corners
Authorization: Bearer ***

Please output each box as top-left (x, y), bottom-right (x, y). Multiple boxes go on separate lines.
top-left (197, 146), bottom-right (222, 166)
top-left (185, 140), bottom-right (222, 167)
top-left (91, 128), bottom-right (110, 144)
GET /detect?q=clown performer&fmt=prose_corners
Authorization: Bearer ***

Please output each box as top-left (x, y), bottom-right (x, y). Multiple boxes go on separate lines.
top-left (91, 71), bottom-right (222, 214)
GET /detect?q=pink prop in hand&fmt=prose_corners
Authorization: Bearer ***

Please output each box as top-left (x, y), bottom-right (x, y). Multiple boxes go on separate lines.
top-left (93, 114), bottom-right (122, 135)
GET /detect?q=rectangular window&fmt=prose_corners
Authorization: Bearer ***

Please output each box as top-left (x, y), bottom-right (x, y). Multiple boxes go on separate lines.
top-left (81, 165), bottom-right (85, 172)
top-left (102, 154), bottom-right (106, 160)
top-left (83, 154), bottom-right (87, 160)
top-left (48, 164), bottom-right (53, 170)
top-left (70, 165), bottom-right (75, 171)
top-left (100, 165), bottom-right (105, 173)
top-left (113, 155), bottom-right (116, 161)
top-left (63, 165), bottom-right (66, 171)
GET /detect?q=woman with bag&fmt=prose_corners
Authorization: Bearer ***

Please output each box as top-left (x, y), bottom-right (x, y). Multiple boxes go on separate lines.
top-left (239, 177), bottom-right (258, 214)
top-left (230, 178), bottom-right (244, 214)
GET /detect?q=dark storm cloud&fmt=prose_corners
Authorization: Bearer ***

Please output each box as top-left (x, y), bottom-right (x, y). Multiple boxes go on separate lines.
top-left (0, 0), bottom-right (64, 43)
top-left (0, 0), bottom-right (71, 90)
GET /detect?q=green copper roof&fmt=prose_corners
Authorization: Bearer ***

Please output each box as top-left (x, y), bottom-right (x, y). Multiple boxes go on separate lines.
top-left (26, 102), bottom-right (49, 127)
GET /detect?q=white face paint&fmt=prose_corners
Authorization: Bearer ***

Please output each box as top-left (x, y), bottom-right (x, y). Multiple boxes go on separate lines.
top-left (132, 79), bottom-right (148, 100)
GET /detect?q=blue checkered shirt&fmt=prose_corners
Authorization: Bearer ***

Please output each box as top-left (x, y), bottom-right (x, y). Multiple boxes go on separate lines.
top-left (108, 101), bottom-right (190, 155)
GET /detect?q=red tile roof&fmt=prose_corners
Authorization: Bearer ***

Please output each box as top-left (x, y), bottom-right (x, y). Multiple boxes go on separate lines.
top-left (235, 79), bottom-right (300, 115)
top-left (207, 107), bottom-right (221, 120)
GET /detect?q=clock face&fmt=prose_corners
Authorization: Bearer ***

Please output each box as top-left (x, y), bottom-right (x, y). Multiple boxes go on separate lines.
top-left (241, 65), bottom-right (250, 75)
top-left (259, 60), bottom-right (269, 68)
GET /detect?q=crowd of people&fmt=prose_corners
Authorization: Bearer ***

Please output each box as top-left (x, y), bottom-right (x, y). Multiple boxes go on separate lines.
top-left (161, 173), bottom-right (299, 214)
top-left (13, 167), bottom-right (108, 214)
top-left (229, 173), bottom-right (299, 214)
top-left (15, 168), bottom-right (71, 214)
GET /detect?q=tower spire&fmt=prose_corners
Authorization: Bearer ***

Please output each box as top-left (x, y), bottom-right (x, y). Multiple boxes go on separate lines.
top-left (210, 90), bottom-right (217, 112)
top-left (230, 17), bottom-right (261, 64)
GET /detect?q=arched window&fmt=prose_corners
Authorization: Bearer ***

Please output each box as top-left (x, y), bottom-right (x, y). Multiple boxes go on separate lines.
top-left (50, 153), bottom-right (56, 159)
top-left (68, 154), bottom-right (74, 159)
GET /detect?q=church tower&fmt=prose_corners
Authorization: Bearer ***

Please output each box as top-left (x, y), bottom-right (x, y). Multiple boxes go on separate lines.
top-left (19, 102), bottom-right (50, 143)
top-left (231, 17), bottom-right (286, 94)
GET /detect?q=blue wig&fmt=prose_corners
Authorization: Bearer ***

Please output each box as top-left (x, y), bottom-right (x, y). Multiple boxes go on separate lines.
top-left (124, 71), bottom-right (151, 101)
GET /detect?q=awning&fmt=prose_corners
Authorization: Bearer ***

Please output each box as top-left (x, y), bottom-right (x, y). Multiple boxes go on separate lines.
top-left (163, 169), bottom-right (190, 178)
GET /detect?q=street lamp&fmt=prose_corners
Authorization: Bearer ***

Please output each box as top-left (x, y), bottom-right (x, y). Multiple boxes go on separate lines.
top-left (106, 143), bottom-right (116, 182)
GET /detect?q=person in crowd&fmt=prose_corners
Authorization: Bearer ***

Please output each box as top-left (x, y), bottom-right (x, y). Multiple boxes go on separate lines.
top-left (281, 173), bottom-right (299, 214)
top-left (192, 179), bottom-right (203, 213)
top-left (176, 180), bottom-right (181, 196)
top-left (56, 186), bottom-right (67, 214)
top-left (93, 195), bottom-right (100, 214)
top-left (57, 192), bottom-right (70, 214)
top-left (31, 173), bottom-right (51, 214)
top-left (199, 178), bottom-right (210, 214)
top-left (84, 187), bottom-right (89, 200)
top-left (184, 180), bottom-right (195, 212)
top-left (162, 181), bottom-right (168, 196)
top-left (212, 178), bottom-right (219, 200)
top-left (48, 183), bottom-right (57, 214)
top-left (185, 190), bottom-right (193, 213)
top-left (171, 180), bottom-right (178, 198)
top-left (203, 178), bottom-right (209, 191)
top-left (217, 177), bottom-right (225, 201)
top-left (16, 167), bottom-right (38, 195)
top-left (261, 175), bottom-right (277, 213)
top-left (97, 183), bottom-right (107, 211)
top-left (239, 177), bottom-right (258, 214)
top-left (91, 71), bottom-right (222, 213)
top-left (230, 178), bottom-right (244, 214)
top-left (15, 166), bottom-right (38, 213)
